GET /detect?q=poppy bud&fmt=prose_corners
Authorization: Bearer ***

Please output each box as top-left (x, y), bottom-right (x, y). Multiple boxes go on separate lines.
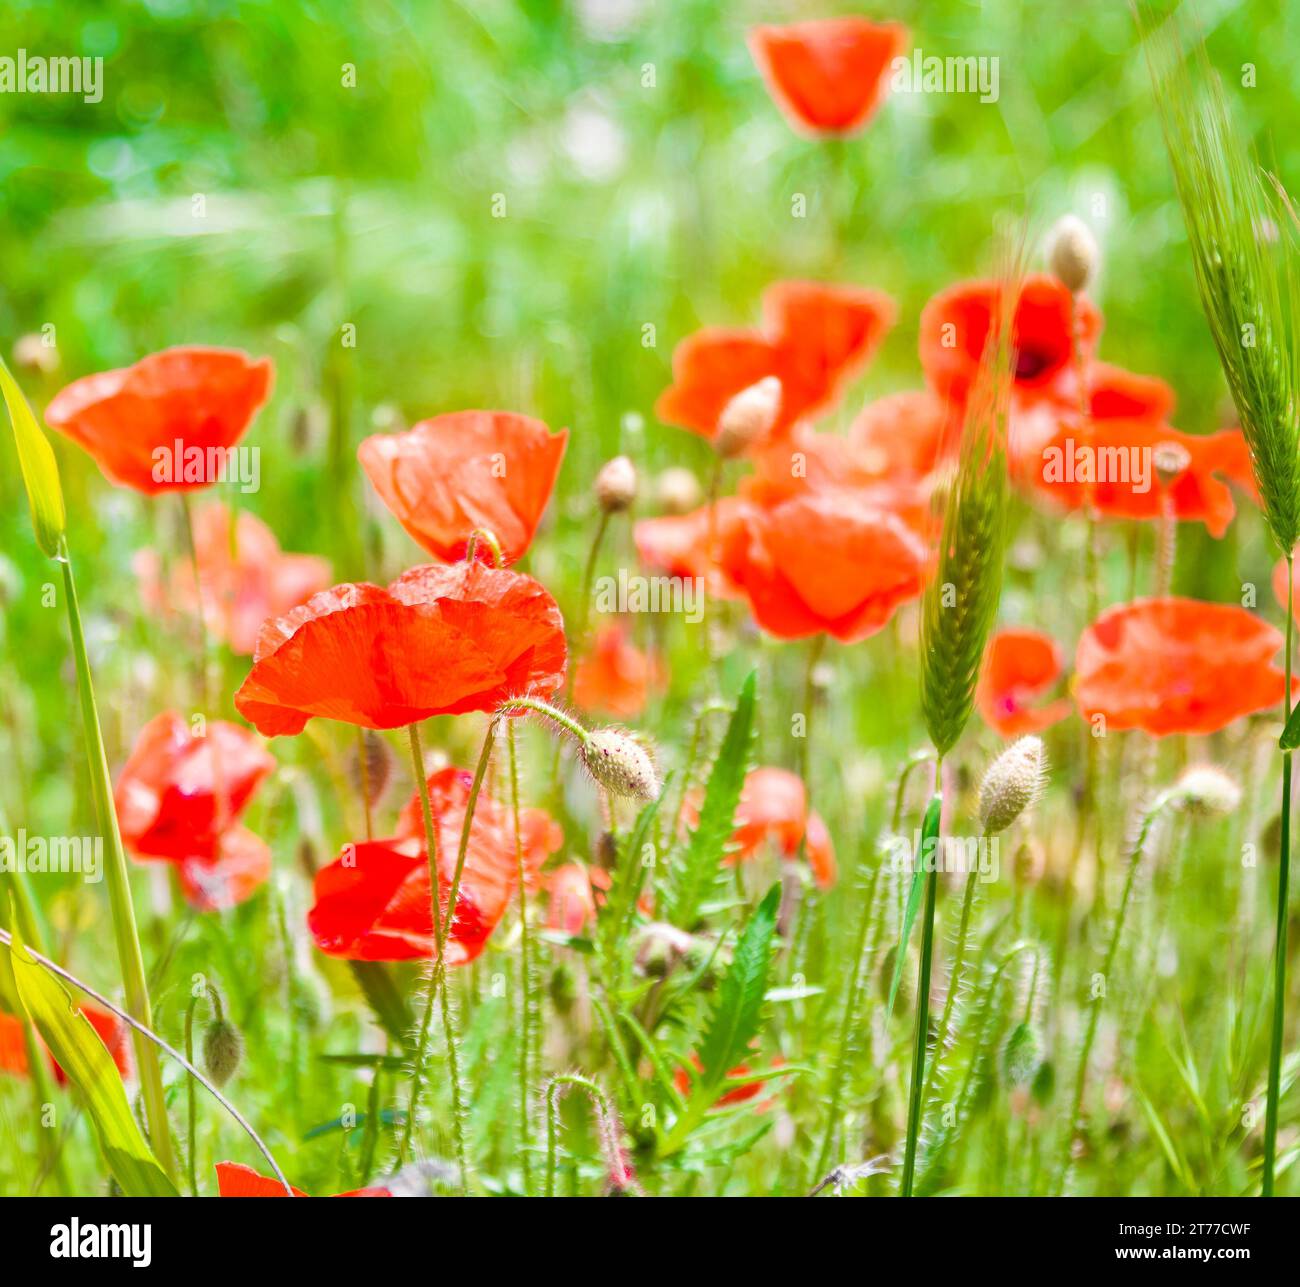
top-left (656, 466), bottom-right (702, 515)
top-left (1012, 836), bottom-right (1047, 886)
top-left (348, 730), bottom-right (394, 807)
top-left (13, 333), bottom-right (57, 375)
top-left (978, 736), bottom-right (1047, 835)
top-left (549, 962), bottom-right (578, 1014)
top-left (1047, 215), bottom-right (1099, 295)
top-left (715, 376), bottom-right (782, 459)
top-left (1003, 1020), bottom-right (1042, 1088)
top-left (594, 455), bottom-right (638, 513)
top-left (1153, 440), bottom-right (1192, 487)
top-left (1170, 765), bottom-right (1241, 817)
top-left (580, 728), bottom-right (660, 801)
top-left (201, 1018), bottom-right (243, 1088)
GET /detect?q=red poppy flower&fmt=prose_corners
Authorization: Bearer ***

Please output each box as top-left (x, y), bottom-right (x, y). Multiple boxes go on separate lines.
top-left (976, 629), bottom-right (1072, 737)
top-left (848, 390), bottom-right (964, 481)
top-left (920, 275), bottom-right (1101, 406)
top-left (545, 863), bottom-right (612, 934)
top-left (215, 1161), bottom-right (389, 1198)
top-left (719, 489), bottom-right (930, 642)
top-left (674, 1054), bottom-right (785, 1108)
top-left (176, 826), bottom-right (273, 912)
top-left (358, 411), bottom-right (567, 564)
top-left (46, 347), bottom-right (272, 495)
top-left (682, 767), bottom-right (835, 888)
top-left (632, 497), bottom-right (752, 600)
top-left (134, 503), bottom-right (331, 655)
top-left (747, 18), bottom-right (908, 137)
top-left (656, 281), bottom-right (895, 441)
top-left (234, 561), bottom-right (566, 737)
top-left (573, 622), bottom-right (663, 718)
top-left (1074, 598), bottom-right (1295, 736)
top-left (0, 1006), bottom-right (132, 1086)
top-left (116, 711), bottom-right (275, 864)
top-left (308, 767), bottom-right (562, 963)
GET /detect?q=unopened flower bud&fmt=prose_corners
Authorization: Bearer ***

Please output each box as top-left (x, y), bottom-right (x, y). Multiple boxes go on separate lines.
top-left (715, 376), bottom-right (781, 459)
top-left (979, 736), bottom-right (1047, 835)
top-left (549, 962), bottom-right (578, 1015)
top-left (1170, 765), bottom-right (1241, 817)
top-left (595, 455), bottom-right (637, 513)
top-left (580, 728), bottom-right (659, 801)
top-left (1153, 441), bottom-right (1192, 487)
top-left (13, 333), bottom-right (58, 375)
top-left (1047, 215), bottom-right (1099, 295)
top-left (1003, 1020), bottom-right (1042, 1088)
top-left (201, 1019), bottom-right (243, 1087)
top-left (656, 467), bottom-right (702, 515)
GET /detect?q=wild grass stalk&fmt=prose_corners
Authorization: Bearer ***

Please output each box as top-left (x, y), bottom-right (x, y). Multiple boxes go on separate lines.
top-left (1140, 8), bottom-right (1300, 1194)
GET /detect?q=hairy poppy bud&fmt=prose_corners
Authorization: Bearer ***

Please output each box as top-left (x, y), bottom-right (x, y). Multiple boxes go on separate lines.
top-left (1153, 441), bottom-right (1192, 488)
top-left (594, 455), bottom-right (637, 513)
top-left (715, 376), bottom-right (781, 459)
top-left (979, 736), bottom-right (1047, 835)
top-left (1170, 765), bottom-right (1241, 817)
top-left (1003, 1020), bottom-right (1042, 1087)
top-left (1047, 215), bottom-right (1098, 295)
top-left (580, 728), bottom-right (659, 801)
top-left (656, 467), bottom-right (702, 515)
top-left (202, 1019), bottom-right (244, 1087)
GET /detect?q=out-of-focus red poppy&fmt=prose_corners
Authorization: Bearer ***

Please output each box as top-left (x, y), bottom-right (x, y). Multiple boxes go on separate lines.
top-left (1022, 416), bottom-right (1250, 538)
top-left (682, 766), bottom-right (836, 887)
top-left (674, 1054), bottom-right (785, 1108)
top-left (719, 489), bottom-right (930, 642)
top-left (920, 275), bottom-right (1101, 406)
top-left (747, 18), bottom-right (908, 137)
top-left (976, 629), bottom-right (1072, 737)
top-left (234, 562), bottom-right (566, 737)
top-left (573, 622), bottom-right (662, 718)
top-left (175, 826), bottom-right (273, 912)
top-left (116, 711), bottom-right (274, 864)
top-left (632, 497), bottom-right (752, 600)
top-left (46, 347), bottom-right (272, 495)
top-left (0, 1006), bottom-right (132, 1086)
top-left (545, 863), bottom-right (612, 935)
top-left (1074, 598), bottom-right (1295, 736)
top-left (134, 502), bottom-right (331, 655)
top-left (308, 767), bottom-right (562, 963)
top-left (215, 1161), bottom-right (390, 1198)
top-left (848, 390), bottom-right (964, 481)
top-left (656, 281), bottom-right (895, 441)
top-left (358, 411), bottom-right (567, 565)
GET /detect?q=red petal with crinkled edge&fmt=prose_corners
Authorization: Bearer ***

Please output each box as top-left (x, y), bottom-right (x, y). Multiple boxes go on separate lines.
top-left (359, 410), bottom-right (567, 564)
top-left (214, 1161), bottom-right (390, 1197)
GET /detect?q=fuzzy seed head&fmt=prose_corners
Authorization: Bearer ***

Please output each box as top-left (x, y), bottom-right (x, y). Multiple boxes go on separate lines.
top-left (656, 466), bottom-right (702, 515)
top-left (580, 728), bottom-right (660, 801)
top-left (1003, 1021), bottom-right (1042, 1088)
top-left (201, 1019), bottom-right (244, 1088)
top-left (715, 376), bottom-right (781, 459)
top-left (1047, 215), bottom-right (1099, 294)
top-left (1171, 765), bottom-right (1242, 817)
top-left (979, 736), bottom-right (1047, 835)
top-left (594, 455), bottom-right (638, 513)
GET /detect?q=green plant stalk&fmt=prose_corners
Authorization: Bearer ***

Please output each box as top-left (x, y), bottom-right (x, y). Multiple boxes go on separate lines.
top-left (177, 492), bottom-right (213, 712)
top-left (920, 863), bottom-right (981, 1111)
top-left (1264, 553), bottom-right (1294, 1196)
top-left (184, 992), bottom-right (200, 1197)
top-left (59, 548), bottom-right (177, 1181)
top-left (901, 768), bottom-right (944, 1196)
top-left (1057, 791), bottom-right (1171, 1195)
top-left (507, 721), bottom-right (534, 1195)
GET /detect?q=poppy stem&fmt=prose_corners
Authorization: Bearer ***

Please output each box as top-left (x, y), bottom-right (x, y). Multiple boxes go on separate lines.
top-left (58, 546), bottom-right (178, 1183)
top-left (464, 527), bottom-right (505, 568)
top-left (178, 492), bottom-right (213, 712)
top-left (1056, 789), bottom-right (1173, 1195)
top-left (919, 862), bottom-right (981, 1113)
top-left (401, 721), bottom-right (470, 1193)
top-left (498, 696), bottom-right (590, 749)
top-left (507, 720), bottom-right (535, 1195)
top-left (1263, 552), bottom-right (1294, 1196)
top-left (356, 726), bottom-right (372, 842)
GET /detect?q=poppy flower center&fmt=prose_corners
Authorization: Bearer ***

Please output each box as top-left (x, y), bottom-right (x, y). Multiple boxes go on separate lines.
top-left (1014, 342), bottom-right (1063, 383)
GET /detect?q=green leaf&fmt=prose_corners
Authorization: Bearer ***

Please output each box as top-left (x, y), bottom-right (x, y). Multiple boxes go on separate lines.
top-left (347, 961), bottom-right (412, 1050)
top-left (1280, 701), bottom-right (1300, 750)
top-left (886, 791), bottom-right (942, 1025)
top-left (666, 672), bottom-right (756, 929)
top-left (5, 922), bottom-right (176, 1196)
top-left (0, 356), bottom-right (65, 559)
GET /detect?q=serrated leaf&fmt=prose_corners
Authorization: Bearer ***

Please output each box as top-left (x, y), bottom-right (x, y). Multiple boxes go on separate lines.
top-left (666, 673), bottom-right (756, 929)
top-left (0, 356), bottom-right (65, 559)
top-left (5, 922), bottom-right (176, 1196)
top-left (886, 792), bottom-right (942, 1024)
